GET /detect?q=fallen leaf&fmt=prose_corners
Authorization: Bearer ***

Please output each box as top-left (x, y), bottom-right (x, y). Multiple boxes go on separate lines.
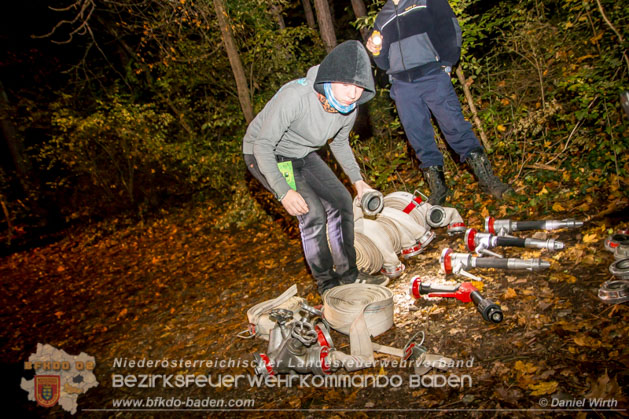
top-left (552, 202), bottom-right (565, 212)
top-left (582, 233), bottom-right (598, 243)
top-left (573, 335), bottom-right (602, 348)
top-left (529, 381), bottom-right (558, 396)
top-left (503, 288), bottom-right (517, 299)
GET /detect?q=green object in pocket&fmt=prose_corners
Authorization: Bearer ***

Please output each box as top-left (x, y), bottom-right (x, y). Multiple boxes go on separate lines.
top-left (277, 161), bottom-right (296, 191)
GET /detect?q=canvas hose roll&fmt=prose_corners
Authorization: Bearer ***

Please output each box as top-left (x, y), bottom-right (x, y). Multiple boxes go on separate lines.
top-left (354, 232), bottom-right (384, 274)
top-left (383, 191), bottom-right (465, 234)
top-left (322, 284), bottom-right (394, 370)
top-left (353, 197), bottom-right (404, 277)
top-left (377, 207), bottom-right (434, 257)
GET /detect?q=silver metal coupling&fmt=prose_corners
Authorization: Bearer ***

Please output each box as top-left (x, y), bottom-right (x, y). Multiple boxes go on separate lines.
top-left (609, 258), bottom-right (629, 280)
top-left (426, 205), bottom-right (446, 228)
top-left (360, 189), bottom-right (384, 216)
top-left (598, 279), bottom-right (629, 304)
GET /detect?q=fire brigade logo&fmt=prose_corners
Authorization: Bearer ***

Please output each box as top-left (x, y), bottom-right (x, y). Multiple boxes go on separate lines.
top-left (35, 375), bottom-right (60, 408)
top-left (21, 343), bottom-right (99, 414)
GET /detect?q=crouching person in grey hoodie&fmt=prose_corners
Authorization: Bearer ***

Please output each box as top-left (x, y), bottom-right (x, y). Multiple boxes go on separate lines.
top-left (243, 40), bottom-right (388, 295)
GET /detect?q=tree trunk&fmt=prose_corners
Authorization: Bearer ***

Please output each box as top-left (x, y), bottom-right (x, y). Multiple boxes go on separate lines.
top-left (301, 0), bottom-right (316, 29)
top-left (270, 4), bottom-right (285, 30)
top-left (350, 0), bottom-right (369, 41)
top-left (313, 0), bottom-right (336, 52)
top-left (212, 0), bottom-right (254, 123)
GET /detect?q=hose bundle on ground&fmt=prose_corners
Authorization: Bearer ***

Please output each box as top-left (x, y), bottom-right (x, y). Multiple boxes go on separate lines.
top-left (383, 191), bottom-right (426, 226)
top-left (383, 191), bottom-right (466, 235)
top-left (354, 198), bottom-right (404, 276)
top-left (354, 232), bottom-right (384, 275)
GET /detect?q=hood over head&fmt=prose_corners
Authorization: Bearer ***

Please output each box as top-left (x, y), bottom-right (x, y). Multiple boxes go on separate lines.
top-left (314, 40), bottom-right (375, 105)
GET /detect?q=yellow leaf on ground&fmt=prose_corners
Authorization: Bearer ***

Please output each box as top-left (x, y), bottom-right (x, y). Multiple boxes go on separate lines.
top-left (503, 288), bottom-right (517, 299)
top-left (582, 233), bottom-right (598, 243)
top-left (529, 381), bottom-right (558, 396)
top-left (549, 272), bottom-right (577, 283)
top-left (514, 360), bottom-right (538, 374)
top-left (552, 203), bottom-right (565, 212)
top-left (574, 335), bottom-right (602, 348)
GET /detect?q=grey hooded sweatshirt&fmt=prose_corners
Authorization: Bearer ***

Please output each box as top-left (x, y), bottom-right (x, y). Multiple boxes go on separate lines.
top-left (242, 40), bottom-right (375, 200)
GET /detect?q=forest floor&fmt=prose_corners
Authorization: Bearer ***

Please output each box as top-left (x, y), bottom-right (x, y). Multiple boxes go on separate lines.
top-left (1, 183), bottom-right (628, 418)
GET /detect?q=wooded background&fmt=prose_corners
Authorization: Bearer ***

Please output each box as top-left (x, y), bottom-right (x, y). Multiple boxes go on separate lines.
top-left (0, 0), bottom-right (627, 248)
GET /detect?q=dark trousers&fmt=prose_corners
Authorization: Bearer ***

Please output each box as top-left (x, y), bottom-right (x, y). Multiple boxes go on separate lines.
top-left (244, 152), bottom-right (357, 293)
top-left (390, 69), bottom-right (481, 168)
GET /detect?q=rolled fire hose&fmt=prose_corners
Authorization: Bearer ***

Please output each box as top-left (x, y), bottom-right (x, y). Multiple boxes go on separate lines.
top-left (374, 216), bottom-right (402, 253)
top-left (354, 232), bottom-right (384, 275)
top-left (323, 284), bottom-right (394, 371)
top-left (354, 198), bottom-right (404, 277)
top-left (378, 207), bottom-right (433, 257)
top-left (362, 218), bottom-right (404, 276)
top-left (384, 191), bottom-right (427, 227)
top-left (384, 191), bottom-right (465, 234)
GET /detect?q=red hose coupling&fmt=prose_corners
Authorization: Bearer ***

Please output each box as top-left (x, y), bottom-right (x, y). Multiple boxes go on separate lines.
top-left (258, 353), bottom-right (274, 376)
top-left (381, 262), bottom-right (405, 278)
top-left (465, 228), bottom-right (477, 252)
top-left (440, 248), bottom-right (454, 274)
top-left (409, 276), bottom-right (423, 299)
top-left (319, 347), bottom-right (332, 375)
top-left (448, 222), bottom-right (466, 235)
top-left (485, 216), bottom-right (496, 234)
top-left (402, 243), bottom-right (423, 258)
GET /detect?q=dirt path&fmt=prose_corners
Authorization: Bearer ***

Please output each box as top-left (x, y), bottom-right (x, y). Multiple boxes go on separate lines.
top-left (2, 200), bottom-right (627, 417)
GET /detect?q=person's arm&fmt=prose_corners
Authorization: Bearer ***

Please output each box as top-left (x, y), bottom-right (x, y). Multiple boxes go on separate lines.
top-left (432, 0), bottom-right (461, 65)
top-left (252, 90), bottom-right (301, 202)
top-left (328, 111), bottom-right (366, 194)
top-left (367, 25), bottom-right (391, 71)
top-left (253, 90), bottom-right (310, 216)
top-left (366, 2), bottom-right (396, 70)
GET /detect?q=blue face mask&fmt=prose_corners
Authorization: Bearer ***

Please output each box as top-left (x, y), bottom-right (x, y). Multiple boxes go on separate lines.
top-left (323, 83), bottom-right (357, 114)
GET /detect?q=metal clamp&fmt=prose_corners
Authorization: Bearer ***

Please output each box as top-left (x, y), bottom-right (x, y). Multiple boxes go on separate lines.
top-left (609, 258), bottom-right (629, 280)
top-left (598, 279), bottom-right (629, 304)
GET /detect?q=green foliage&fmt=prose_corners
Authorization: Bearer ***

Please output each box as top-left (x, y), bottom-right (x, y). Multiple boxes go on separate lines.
top-left (3, 0), bottom-right (627, 234)
top-left (40, 93), bottom-right (179, 216)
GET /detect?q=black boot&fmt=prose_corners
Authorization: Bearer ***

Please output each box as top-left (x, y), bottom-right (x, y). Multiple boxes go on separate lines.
top-left (422, 166), bottom-right (449, 205)
top-left (466, 149), bottom-right (513, 199)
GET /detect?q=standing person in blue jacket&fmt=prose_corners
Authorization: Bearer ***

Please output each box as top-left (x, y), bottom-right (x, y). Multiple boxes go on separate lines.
top-left (243, 41), bottom-right (388, 296)
top-left (365, 0), bottom-right (512, 205)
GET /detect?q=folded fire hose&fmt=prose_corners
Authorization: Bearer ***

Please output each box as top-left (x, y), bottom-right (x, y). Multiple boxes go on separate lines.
top-left (241, 285), bottom-right (453, 376)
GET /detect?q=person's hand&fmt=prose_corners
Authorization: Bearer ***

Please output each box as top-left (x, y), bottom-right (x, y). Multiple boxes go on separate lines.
top-left (365, 32), bottom-right (382, 56)
top-left (281, 189), bottom-right (309, 216)
top-left (353, 180), bottom-right (372, 201)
